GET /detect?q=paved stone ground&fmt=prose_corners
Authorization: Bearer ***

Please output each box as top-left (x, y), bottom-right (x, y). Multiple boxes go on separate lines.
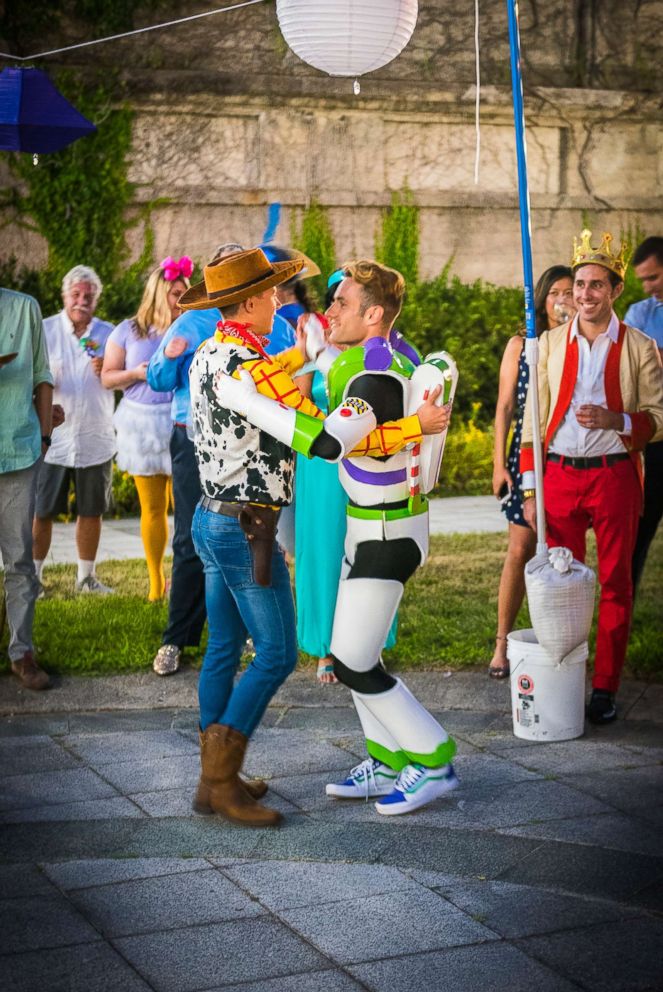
top-left (1, 671), bottom-right (662, 992)
top-left (37, 496), bottom-right (506, 566)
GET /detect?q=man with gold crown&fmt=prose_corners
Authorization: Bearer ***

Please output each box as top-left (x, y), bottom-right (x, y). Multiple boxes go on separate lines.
top-left (520, 229), bottom-right (663, 724)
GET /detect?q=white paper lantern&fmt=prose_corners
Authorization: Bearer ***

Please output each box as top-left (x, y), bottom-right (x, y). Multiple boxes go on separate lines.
top-left (276, 0), bottom-right (419, 78)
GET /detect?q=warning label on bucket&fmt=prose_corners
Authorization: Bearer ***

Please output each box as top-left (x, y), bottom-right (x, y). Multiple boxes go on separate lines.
top-left (517, 674), bottom-right (535, 693)
top-left (517, 698), bottom-right (537, 727)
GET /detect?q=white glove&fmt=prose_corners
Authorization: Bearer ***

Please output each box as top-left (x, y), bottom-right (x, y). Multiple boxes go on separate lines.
top-left (304, 314), bottom-right (328, 361)
top-left (213, 367), bottom-right (257, 417)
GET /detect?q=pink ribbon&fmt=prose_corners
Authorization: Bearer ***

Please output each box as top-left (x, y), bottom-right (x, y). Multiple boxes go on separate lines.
top-left (160, 255), bottom-right (194, 282)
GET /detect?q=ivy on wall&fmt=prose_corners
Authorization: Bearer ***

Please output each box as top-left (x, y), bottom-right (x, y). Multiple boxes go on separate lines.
top-left (375, 186), bottom-right (419, 287)
top-left (0, 71), bottom-right (158, 321)
top-left (290, 200), bottom-right (337, 306)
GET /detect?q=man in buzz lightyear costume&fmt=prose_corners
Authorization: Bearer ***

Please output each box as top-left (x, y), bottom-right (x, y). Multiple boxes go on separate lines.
top-left (215, 257), bottom-right (459, 816)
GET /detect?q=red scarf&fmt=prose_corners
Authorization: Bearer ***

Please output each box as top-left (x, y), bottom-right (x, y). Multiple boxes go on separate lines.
top-left (215, 320), bottom-right (271, 361)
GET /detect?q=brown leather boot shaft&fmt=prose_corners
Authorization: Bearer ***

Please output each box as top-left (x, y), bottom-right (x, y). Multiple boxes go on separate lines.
top-left (198, 724), bottom-right (281, 827)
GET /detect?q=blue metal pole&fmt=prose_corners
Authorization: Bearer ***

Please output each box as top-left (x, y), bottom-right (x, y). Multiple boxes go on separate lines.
top-left (506, 0), bottom-right (546, 547)
top-left (506, 0), bottom-right (536, 339)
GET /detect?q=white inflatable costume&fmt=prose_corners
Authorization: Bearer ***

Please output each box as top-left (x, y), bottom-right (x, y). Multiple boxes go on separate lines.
top-left (215, 330), bottom-right (460, 815)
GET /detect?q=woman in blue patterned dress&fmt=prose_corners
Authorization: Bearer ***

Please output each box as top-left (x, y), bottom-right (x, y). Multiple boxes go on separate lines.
top-left (488, 266), bottom-right (575, 677)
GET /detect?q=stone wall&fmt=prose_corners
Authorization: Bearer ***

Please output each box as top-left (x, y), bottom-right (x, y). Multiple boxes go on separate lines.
top-left (2, 0), bottom-right (662, 285)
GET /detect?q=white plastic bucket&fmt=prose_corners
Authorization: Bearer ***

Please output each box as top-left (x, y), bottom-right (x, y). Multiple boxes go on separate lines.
top-left (507, 629), bottom-right (588, 742)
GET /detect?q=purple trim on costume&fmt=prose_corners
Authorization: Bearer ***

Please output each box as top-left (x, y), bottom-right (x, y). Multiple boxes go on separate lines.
top-left (364, 337), bottom-right (393, 371)
top-left (390, 328), bottom-right (421, 366)
top-left (342, 459), bottom-right (407, 486)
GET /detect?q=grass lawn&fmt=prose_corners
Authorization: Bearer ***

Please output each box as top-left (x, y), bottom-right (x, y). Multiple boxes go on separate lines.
top-left (1, 530), bottom-right (661, 680)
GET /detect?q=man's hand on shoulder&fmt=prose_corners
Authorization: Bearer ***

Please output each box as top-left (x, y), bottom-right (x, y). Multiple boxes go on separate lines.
top-left (416, 385), bottom-right (452, 435)
top-left (164, 336), bottom-right (188, 359)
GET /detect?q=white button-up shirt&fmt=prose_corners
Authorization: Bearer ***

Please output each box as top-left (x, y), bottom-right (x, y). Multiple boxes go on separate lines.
top-left (549, 312), bottom-right (632, 458)
top-left (43, 310), bottom-right (116, 468)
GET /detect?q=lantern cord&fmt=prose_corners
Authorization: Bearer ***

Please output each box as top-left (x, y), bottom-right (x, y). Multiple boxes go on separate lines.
top-left (0, 0), bottom-right (267, 62)
top-left (474, 0), bottom-right (481, 185)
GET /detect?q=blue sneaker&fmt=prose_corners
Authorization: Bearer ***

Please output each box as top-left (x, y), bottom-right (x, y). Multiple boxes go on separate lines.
top-left (375, 762), bottom-right (459, 816)
top-left (326, 758), bottom-right (399, 799)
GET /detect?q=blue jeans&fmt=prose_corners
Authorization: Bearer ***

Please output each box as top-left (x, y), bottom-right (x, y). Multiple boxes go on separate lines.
top-left (192, 503), bottom-right (298, 736)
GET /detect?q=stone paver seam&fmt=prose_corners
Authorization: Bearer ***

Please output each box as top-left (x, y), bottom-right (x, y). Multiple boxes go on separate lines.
top-left (553, 771), bottom-right (663, 831)
top-left (52, 736), bottom-right (151, 818)
top-left (621, 682), bottom-right (649, 718)
top-left (197, 862), bottom-right (377, 991)
top-left (42, 863), bottom-right (229, 897)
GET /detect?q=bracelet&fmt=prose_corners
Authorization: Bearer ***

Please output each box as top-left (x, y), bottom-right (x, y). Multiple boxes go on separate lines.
top-left (41, 435), bottom-right (52, 448)
top-left (522, 488), bottom-right (536, 500)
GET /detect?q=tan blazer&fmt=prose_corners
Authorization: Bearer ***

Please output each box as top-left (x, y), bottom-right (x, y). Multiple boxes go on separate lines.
top-left (520, 318), bottom-right (663, 488)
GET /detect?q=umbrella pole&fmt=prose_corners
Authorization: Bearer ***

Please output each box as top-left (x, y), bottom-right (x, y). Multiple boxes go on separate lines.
top-left (506, 0), bottom-right (547, 555)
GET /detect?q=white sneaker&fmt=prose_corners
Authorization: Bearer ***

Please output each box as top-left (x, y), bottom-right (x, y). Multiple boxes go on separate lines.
top-left (75, 575), bottom-right (114, 595)
top-left (375, 762), bottom-right (459, 816)
top-left (326, 757), bottom-right (399, 799)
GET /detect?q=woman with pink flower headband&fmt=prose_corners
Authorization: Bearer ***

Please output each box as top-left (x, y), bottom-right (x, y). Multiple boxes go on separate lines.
top-left (102, 257), bottom-right (192, 600)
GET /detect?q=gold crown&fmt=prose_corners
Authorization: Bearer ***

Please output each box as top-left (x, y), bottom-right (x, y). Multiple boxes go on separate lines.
top-left (571, 228), bottom-right (630, 280)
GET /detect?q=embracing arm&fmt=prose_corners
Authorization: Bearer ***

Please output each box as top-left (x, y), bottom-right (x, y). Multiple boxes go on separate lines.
top-left (492, 336), bottom-right (522, 496)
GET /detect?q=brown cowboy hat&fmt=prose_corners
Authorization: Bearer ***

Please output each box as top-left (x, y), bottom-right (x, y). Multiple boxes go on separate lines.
top-left (178, 247), bottom-right (304, 312)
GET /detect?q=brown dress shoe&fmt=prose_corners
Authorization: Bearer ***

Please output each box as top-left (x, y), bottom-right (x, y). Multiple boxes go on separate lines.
top-left (11, 652), bottom-right (51, 691)
top-left (198, 724), bottom-right (281, 827)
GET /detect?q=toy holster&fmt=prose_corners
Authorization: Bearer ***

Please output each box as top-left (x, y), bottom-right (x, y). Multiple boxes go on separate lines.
top-left (239, 505), bottom-right (280, 587)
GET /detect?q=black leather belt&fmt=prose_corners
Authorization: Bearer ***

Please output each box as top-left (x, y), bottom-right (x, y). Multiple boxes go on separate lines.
top-left (200, 496), bottom-right (243, 517)
top-left (548, 452), bottom-right (630, 470)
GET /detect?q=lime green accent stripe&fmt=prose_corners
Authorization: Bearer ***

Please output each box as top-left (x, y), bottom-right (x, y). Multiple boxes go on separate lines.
top-left (405, 736), bottom-right (457, 769)
top-left (347, 497), bottom-right (428, 522)
top-left (365, 739), bottom-right (409, 772)
top-left (291, 412), bottom-right (324, 457)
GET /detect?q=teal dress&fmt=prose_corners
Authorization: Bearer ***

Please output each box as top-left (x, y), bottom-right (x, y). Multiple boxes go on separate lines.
top-left (294, 370), bottom-right (397, 656)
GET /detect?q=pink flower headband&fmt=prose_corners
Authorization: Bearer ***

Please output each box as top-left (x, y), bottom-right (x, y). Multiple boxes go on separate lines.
top-left (160, 256), bottom-right (194, 282)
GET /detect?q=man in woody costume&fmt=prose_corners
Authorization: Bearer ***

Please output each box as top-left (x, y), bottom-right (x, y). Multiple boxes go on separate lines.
top-left (184, 249), bottom-right (451, 827)
top-left (521, 229), bottom-right (663, 724)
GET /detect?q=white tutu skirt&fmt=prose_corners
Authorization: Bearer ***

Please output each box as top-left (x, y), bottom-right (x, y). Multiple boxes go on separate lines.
top-left (113, 397), bottom-right (172, 476)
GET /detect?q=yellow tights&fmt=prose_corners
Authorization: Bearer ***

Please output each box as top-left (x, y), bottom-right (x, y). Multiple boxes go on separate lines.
top-left (134, 474), bottom-right (172, 601)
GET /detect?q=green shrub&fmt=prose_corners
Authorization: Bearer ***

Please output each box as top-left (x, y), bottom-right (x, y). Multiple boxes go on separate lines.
top-left (398, 264), bottom-right (523, 425)
top-left (437, 405), bottom-right (494, 495)
top-left (111, 466), bottom-right (140, 517)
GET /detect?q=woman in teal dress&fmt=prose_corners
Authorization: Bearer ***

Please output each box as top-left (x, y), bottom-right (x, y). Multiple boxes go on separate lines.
top-left (294, 272), bottom-right (410, 683)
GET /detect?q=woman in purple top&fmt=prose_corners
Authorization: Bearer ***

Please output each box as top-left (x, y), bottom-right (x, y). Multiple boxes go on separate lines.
top-left (102, 258), bottom-right (190, 600)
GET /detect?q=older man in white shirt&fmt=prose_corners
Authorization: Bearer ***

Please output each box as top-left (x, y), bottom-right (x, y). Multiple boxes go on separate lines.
top-left (33, 265), bottom-right (116, 594)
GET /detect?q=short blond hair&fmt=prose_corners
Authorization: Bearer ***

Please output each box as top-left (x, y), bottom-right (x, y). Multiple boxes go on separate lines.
top-left (342, 259), bottom-right (405, 328)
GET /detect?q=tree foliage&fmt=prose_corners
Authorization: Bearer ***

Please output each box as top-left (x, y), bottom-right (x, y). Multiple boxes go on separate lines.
top-left (375, 186), bottom-right (419, 287)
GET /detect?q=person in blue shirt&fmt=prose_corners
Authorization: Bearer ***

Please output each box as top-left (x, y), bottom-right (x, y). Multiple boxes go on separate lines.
top-left (146, 243), bottom-right (298, 675)
top-left (624, 236), bottom-right (663, 592)
top-left (146, 243), bottom-right (242, 675)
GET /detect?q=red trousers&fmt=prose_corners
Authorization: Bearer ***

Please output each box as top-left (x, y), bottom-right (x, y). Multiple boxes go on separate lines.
top-left (543, 458), bottom-right (641, 693)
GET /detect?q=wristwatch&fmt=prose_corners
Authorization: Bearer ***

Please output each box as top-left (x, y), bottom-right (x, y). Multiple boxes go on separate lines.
top-left (522, 488), bottom-right (536, 500)
top-left (41, 434), bottom-right (52, 448)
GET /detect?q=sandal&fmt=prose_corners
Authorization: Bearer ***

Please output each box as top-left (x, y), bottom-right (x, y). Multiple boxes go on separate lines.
top-left (316, 658), bottom-right (338, 685)
top-left (488, 636), bottom-right (510, 680)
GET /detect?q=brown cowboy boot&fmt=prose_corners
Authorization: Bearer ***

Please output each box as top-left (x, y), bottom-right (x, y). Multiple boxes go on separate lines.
top-left (197, 724), bottom-right (281, 827)
top-left (193, 729), bottom-right (267, 812)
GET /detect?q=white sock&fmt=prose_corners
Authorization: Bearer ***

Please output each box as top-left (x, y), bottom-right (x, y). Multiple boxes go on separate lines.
top-left (33, 559), bottom-right (45, 581)
top-left (77, 559), bottom-right (95, 583)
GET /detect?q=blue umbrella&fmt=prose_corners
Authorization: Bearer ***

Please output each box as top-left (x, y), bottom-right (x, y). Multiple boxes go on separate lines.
top-left (0, 66), bottom-right (96, 154)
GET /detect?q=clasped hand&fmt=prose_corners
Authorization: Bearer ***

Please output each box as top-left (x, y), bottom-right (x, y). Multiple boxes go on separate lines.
top-left (574, 404), bottom-right (623, 431)
top-left (416, 385), bottom-right (452, 435)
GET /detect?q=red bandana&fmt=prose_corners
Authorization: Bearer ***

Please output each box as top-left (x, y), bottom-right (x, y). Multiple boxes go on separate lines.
top-left (215, 320), bottom-right (271, 361)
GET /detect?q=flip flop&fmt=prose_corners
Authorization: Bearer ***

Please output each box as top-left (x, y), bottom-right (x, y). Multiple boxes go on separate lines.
top-left (488, 664), bottom-right (510, 680)
top-left (316, 661), bottom-right (338, 685)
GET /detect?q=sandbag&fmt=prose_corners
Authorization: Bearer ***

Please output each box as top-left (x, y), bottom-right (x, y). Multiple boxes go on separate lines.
top-left (524, 546), bottom-right (595, 664)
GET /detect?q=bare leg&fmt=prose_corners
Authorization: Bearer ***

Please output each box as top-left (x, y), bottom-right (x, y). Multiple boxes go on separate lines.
top-left (32, 516), bottom-right (53, 561)
top-left (489, 522), bottom-right (536, 673)
top-left (76, 515), bottom-right (102, 562)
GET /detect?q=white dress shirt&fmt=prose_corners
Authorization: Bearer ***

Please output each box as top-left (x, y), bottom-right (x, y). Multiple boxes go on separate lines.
top-left (44, 311), bottom-right (116, 468)
top-left (549, 312), bottom-right (632, 458)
